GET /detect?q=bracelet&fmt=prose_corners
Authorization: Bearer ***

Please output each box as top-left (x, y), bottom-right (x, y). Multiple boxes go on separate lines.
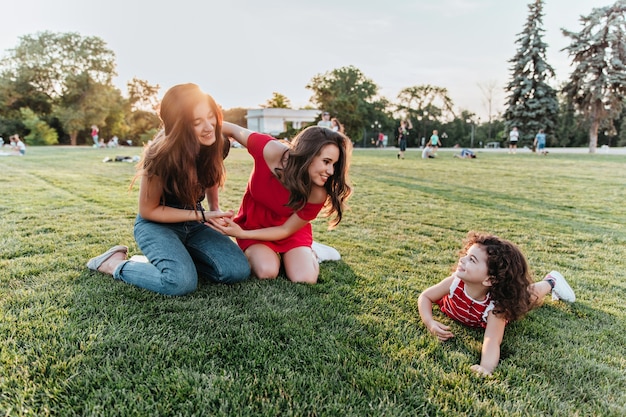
top-left (200, 209), bottom-right (207, 223)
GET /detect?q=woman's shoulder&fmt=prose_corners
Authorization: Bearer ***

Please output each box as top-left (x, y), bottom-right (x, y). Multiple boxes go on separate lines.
top-left (262, 137), bottom-right (289, 167)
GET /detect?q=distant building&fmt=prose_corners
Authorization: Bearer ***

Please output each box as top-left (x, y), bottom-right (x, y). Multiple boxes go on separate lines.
top-left (246, 108), bottom-right (320, 136)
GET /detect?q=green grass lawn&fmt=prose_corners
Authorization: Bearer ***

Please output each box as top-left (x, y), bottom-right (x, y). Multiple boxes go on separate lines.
top-left (1, 146), bottom-right (625, 416)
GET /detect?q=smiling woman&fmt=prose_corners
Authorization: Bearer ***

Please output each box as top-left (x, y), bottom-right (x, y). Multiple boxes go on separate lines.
top-left (208, 122), bottom-right (353, 284)
top-left (86, 83), bottom-right (250, 295)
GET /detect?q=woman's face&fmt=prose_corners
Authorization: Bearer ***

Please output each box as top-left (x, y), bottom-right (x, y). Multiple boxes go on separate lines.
top-left (192, 100), bottom-right (217, 146)
top-left (308, 144), bottom-right (340, 187)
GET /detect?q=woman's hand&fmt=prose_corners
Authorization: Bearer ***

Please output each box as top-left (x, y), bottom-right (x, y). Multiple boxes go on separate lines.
top-left (203, 209), bottom-right (234, 222)
top-left (207, 216), bottom-right (244, 238)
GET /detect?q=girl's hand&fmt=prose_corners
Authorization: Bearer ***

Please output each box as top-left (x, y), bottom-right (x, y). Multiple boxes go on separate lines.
top-left (470, 364), bottom-right (492, 376)
top-left (428, 321), bottom-right (454, 341)
top-left (207, 216), bottom-right (244, 238)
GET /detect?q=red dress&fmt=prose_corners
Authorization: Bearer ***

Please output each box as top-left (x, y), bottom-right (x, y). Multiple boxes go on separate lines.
top-left (436, 276), bottom-right (496, 328)
top-left (233, 133), bottom-right (324, 253)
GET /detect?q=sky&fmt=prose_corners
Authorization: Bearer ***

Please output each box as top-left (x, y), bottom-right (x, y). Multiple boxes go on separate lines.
top-left (0, 0), bottom-right (609, 120)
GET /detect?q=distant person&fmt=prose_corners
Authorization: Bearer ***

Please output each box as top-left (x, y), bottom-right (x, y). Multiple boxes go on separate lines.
top-left (91, 125), bottom-right (99, 146)
top-left (330, 117), bottom-right (344, 134)
top-left (422, 144), bottom-right (435, 159)
top-left (534, 129), bottom-right (547, 155)
top-left (428, 129), bottom-right (441, 153)
top-left (397, 119), bottom-right (412, 159)
top-left (108, 135), bottom-right (119, 148)
top-left (454, 148), bottom-right (476, 159)
top-left (317, 111), bottom-right (332, 129)
top-left (376, 132), bottom-right (385, 148)
top-left (418, 231), bottom-right (575, 376)
top-left (15, 135), bottom-right (26, 155)
top-left (211, 122), bottom-right (353, 284)
top-left (508, 126), bottom-right (519, 154)
top-left (86, 83), bottom-right (250, 296)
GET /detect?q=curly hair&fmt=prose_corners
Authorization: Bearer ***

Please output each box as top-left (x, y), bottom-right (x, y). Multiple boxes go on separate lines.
top-left (278, 126), bottom-right (353, 229)
top-left (134, 83), bottom-right (226, 210)
top-left (460, 231), bottom-right (533, 322)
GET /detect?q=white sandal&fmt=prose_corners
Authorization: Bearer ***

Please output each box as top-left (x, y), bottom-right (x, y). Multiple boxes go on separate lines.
top-left (86, 245), bottom-right (128, 271)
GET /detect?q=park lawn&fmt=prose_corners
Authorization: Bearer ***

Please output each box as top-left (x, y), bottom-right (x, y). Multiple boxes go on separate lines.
top-left (0, 146), bottom-right (625, 416)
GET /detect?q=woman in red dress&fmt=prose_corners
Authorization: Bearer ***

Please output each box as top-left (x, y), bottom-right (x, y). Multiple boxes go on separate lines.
top-left (211, 122), bottom-right (352, 284)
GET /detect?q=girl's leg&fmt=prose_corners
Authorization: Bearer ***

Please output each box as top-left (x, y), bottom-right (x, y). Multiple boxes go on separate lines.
top-left (282, 246), bottom-right (319, 284)
top-left (245, 244), bottom-right (281, 280)
top-left (529, 280), bottom-right (552, 308)
top-left (529, 271), bottom-right (576, 308)
top-left (186, 223), bottom-right (250, 284)
top-left (118, 217), bottom-right (197, 296)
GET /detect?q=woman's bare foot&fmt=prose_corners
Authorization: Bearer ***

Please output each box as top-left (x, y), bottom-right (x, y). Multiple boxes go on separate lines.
top-left (98, 251), bottom-right (127, 275)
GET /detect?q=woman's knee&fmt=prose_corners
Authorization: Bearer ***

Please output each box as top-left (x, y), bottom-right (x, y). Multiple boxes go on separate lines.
top-left (163, 273), bottom-right (197, 296)
top-left (287, 270), bottom-right (318, 284)
top-left (252, 263), bottom-right (280, 280)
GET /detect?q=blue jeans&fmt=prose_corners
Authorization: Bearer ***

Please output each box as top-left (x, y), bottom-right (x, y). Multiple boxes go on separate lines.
top-left (113, 215), bottom-right (250, 296)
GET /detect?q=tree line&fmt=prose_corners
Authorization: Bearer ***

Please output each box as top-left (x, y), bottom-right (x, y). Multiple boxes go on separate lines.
top-left (1, 0), bottom-right (624, 152)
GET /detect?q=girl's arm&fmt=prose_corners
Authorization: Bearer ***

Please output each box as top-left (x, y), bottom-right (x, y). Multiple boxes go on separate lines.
top-left (418, 276), bottom-right (456, 341)
top-left (208, 211), bottom-right (309, 242)
top-left (138, 175), bottom-right (232, 223)
top-left (470, 311), bottom-right (506, 376)
top-left (222, 121), bottom-right (254, 148)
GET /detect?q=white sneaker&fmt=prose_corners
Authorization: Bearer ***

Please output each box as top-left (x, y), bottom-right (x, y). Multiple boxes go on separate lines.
top-left (311, 241), bottom-right (341, 263)
top-left (129, 255), bottom-right (149, 263)
top-left (547, 271), bottom-right (575, 302)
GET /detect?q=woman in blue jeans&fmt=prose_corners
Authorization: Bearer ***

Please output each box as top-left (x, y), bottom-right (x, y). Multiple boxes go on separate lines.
top-left (86, 83), bottom-right (250, 295)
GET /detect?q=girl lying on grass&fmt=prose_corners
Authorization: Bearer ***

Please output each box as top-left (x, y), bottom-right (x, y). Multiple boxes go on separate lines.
top-left (418, 231), bottom-right (575, 376)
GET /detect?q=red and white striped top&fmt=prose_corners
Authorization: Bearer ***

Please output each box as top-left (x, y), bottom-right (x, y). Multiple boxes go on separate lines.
top-left (436, 276), bottom-right (495, 328)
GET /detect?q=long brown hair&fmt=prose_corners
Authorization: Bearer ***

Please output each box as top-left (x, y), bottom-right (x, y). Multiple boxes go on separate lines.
top-left (460, 231), bottom-right (533, 322)
top-left (134, 83), bottom-right (226, 209)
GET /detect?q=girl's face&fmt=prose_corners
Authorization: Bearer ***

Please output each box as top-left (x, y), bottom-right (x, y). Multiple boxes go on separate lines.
top-left (309, 144), bottom-right (340, 187)
top-left (456, 244), bottom-right (489, 284)
top-left (192, 100), bottom-right (217, 146)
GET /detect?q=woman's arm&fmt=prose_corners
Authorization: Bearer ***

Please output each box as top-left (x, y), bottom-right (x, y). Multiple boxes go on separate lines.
top-left (208, 211), bottom-right (309, 242)
top-left (470, 312), bottom-right (506, 376)
top-left (222, 121), bottom-right (254, 148)
top-left (418, 276), bottom-right (456, 341)
top-left (205, 184), bottom-right (220, 212)
top-left (138, 175), bottom-right (231, 223)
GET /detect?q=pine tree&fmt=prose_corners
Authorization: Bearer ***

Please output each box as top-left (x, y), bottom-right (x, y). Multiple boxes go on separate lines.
top-left (503, 0), bottom-right (559, 146)
top-left (561, 0), bottom-right (626, 153)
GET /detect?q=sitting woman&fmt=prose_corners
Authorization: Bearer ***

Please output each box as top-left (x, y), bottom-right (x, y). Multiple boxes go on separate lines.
top-left (210, 122), bottom-right (353, 284)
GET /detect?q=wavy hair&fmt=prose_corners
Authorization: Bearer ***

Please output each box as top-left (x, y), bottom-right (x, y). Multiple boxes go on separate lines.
top-left (278, 126), bottom-right (352, 229)
top-left (134, 83), bottom-right (226, 210)
top-left (460, 231), bottom-right (533, 322)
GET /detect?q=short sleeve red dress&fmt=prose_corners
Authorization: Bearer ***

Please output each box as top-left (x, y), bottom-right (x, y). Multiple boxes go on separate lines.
top-left (233, 133), bottom-right (324, 253)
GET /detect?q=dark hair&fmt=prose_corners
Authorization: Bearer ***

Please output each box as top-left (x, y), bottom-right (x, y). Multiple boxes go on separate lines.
top-left (134, 83), bottom-right (226, 210)
top-left (279, 126), bottom-right (352, 229)
top-left (460, 231), bottom-right (533, 322)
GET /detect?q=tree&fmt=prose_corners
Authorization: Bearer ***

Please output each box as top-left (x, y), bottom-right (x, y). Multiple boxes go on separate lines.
top-left (0, 31), bottom-right (119, 145)
top-left (396, 85), bottom-right (455, 146)
top-left (19, 108), bottom-right (58, 145)
top-left (261, 92), bottom-right (291, 109)
top-left (503, 0), bottom-right (559, 146)
top-left (478, 80), bottom-right (499, 140)
top-left (561, 0), bottom-right (626, 153)
top-left (52, 72), bottom-right (123, 145)
top-left (306, 66), bottom-right (383, 142)
top-left (125, 78), bottom-right (161, 145)
top-left (127, 77), bottom-right (160, 112)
